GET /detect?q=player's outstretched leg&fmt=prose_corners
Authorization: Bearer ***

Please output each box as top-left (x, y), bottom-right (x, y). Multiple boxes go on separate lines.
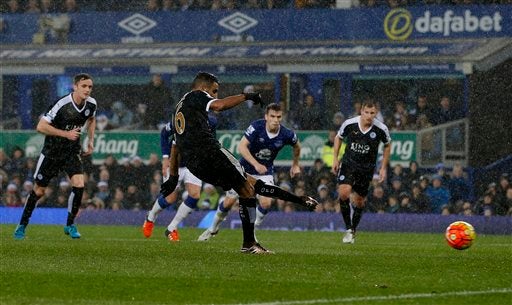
top-left (253, 180), bottom-right (318, 211)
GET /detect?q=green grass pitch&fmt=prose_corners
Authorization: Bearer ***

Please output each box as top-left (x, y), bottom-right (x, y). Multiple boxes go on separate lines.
top-left (1, 224), bottom-right (511, 305)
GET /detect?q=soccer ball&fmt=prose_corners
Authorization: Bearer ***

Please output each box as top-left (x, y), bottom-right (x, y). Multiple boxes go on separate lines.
top-left (445, 221), bottom-right (476, 250)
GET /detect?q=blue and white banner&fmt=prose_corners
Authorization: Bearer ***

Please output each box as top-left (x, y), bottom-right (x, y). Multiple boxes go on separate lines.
top-left (0, 42), bottom-right (483, 62)
top-left (1, 5), bottom-right (510, 45)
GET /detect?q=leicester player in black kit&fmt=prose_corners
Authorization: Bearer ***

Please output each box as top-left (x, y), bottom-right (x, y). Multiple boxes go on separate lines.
top-left (161, 72), bottom-right (318, 254)
top-left (14, 73), bottom-right (97, 240)
top-left (332, 100), bottom-right (391, 244)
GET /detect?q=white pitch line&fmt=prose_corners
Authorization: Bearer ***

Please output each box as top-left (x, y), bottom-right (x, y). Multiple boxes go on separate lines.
top-left (200, 288), bottom-right (512, 305)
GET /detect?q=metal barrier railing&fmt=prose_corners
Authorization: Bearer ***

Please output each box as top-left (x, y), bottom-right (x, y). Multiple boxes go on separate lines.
top-left (416, 118), bottom-right (469, 168)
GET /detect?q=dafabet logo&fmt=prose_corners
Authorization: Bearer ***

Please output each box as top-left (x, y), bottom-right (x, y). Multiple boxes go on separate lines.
top-left (384, 8), bottom-right (503, 41)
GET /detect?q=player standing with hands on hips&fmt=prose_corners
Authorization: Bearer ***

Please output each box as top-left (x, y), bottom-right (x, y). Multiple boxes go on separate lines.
top-left (161, 72), bottom-right (318, 254)
top-left (332, 100), bottom-right (391, 244)
top-left (14, 73), bottom-right (97, 240)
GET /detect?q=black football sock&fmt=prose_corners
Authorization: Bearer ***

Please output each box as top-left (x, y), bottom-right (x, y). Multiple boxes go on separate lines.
top-left (239, 197), bottom-right (257, 246)
top-left (66, 187), bottom-right (84, 226)
top-left (339, 198), bottom-right (352, 230)
top-left (351, 206), bottom-right (364, 232)
top-left (254, 180), bottom-right (303, 204)
top-left (19, 191), bottom-right (41, 226)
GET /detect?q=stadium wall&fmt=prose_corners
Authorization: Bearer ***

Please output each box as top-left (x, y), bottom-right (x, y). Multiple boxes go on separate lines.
top-left (1, 207), bottom-right (510, 235)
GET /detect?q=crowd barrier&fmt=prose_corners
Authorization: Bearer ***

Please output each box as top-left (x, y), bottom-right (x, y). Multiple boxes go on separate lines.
top-left (1, 207), bottom-right (510, 235)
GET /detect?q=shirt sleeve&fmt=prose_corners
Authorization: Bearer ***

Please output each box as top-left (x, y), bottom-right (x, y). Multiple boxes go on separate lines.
top-left (160, 122), bottom-right (173, 157)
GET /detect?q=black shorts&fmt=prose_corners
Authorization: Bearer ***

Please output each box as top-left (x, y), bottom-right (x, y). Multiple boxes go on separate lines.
top-left (336, 163), bottom-right (374, 197)
top-left (186, 147), bottom-right (246, 191)
top-left (34, 153), bottom-right (83, 187)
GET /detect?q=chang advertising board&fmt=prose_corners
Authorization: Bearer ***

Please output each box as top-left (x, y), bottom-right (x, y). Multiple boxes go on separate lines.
top-left (384, 7), bottom-right (504, 41)
top-left (1, 131), bottom-right (415, 166)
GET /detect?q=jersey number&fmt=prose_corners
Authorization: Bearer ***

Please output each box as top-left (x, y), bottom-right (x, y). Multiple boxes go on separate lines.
top-left (175, 112), bottom-right (185, 135)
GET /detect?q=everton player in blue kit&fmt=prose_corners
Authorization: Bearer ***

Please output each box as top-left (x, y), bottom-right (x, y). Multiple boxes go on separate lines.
top-left (332, 100), bottom-right (391, 244)
top-left (198, 103), bottom-right (301, 241)
top-left (14, 74), bottom-right (97, 240)
top-left (161, 72), bottom-right (318, 254)
top-left (142, 114), bottom-right (217, 241)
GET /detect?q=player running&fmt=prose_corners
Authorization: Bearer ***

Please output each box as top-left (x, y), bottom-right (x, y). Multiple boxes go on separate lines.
top-left (332, 100), bottom-right (391, 244)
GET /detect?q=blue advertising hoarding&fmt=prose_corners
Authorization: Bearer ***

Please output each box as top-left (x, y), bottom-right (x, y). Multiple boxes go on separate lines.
top-left (0, 42), bottom-right (484, 62)
top-left (1, 5), bottom-right (510, 45)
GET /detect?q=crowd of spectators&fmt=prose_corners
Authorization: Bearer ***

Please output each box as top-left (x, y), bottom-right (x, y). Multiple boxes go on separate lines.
top-left (1, 145), bottom-right (510, 217)
top-left (1, 0), bottom-right (509, 14)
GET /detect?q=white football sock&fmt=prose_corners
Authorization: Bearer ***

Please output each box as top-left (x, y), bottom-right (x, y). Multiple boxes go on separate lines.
top-left (210, 210), bottom-right (228, 233)
top-left (168, 203), bottom-right (194, 231)
top-left (254, 207), bottom-right (266, 227)
top-left (147, 199), bottom-right (163, 222)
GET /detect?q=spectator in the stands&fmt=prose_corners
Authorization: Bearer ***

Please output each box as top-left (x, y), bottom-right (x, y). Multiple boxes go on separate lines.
top-left (389, 164), bottom-right (406, 185)
top-left (96, 113), bottom-right (109, 131)
top-left (459, 201), bottom-right (474, 216)
top-left (295, 94), bottom-right (324, 130)
top-left (198, 183), bottom-right (220, 210)
top-left (40, 0), bottom-right (57, 13)
top-left (351, 100), bottom-right (362, 117)
top-left (0, 148), bottom-right (9, 171)
top-left (389, 176), bottom-right (406, 199)
top-left (4, 146), bottom-right (25, 178)
top-left (367, 184), bottom-right (387, 213)
top-left (403, 161), bottom-right (421, 187)
top-left (447, 163), bottom-right (471, 204)
top-left (332, 112), bottom-right (345, 130)
top-left (109, 187), bottom-right (125, 210)
top-left (437, 163), bottom-right (451, 185)
top-left (475, 191), bottom-right (498, 216)
top-left (132, 103), bottom-right (150, 129)
top-left (94, 181), bottom-right (111, 206)
top-left (504, 187), bottom-right (512, 216)
top-left (62, 0), bottom-right (79, 13)
top-left (426, 174), bottom-right (451, 213)
top-left (431, 96), bottom-right (462, 125)
top-left (20, 180), bottom-right (34, 202)
top-left (4, 183), bottom-right (22, 207)
top-left (162, 0), bottom-right (176, 10)
top-left (245, 0), bottom-right (263, 8)
top-left (495, 174), bottom-right (511, 216)
top-left (143, 74), bottom-right (173, 129)
top-left (146, 153), bottom-right (161, 178)
top-left (321, 130), bottom-right (337, 169)
top-left (25, 0), bottom-right (40, 13)
top-left (410, 182), bottom-right (430, 213)
top-left (409, 95), bottom-right (432, 127)
top-left (109, 101), bottom-right (134, 129)
top-left (5, 0), bottom-right (22, 13)
top-left (391, 100), bottom-right (410, 130)
top-left (385, 195), bottom-right (399, 213)
top-left (306, 158), bottom-right (332, 194)
top-left (397, 191), bottom-right (414, 213)
top-left (146, 0), bottom-right (160, 11)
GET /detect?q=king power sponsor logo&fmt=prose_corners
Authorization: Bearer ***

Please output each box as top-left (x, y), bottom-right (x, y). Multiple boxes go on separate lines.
top-left (384, 8), bottom-right (503, 40)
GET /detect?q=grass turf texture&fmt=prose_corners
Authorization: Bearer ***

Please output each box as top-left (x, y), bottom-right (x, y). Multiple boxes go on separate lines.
top-left (1, 224), bottom-right (511, 305)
